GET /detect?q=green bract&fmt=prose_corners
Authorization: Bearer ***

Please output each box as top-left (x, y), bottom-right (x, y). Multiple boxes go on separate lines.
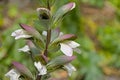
top-left (46, 55), bottom-right (76, 72)
top-left (53, 2), bottom-right (76, 26)
top-left (12, 61), bottom-right (33, 79)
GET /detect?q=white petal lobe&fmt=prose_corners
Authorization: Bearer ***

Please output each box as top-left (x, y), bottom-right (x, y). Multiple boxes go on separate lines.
top-left (42, 31), bottom-right (47, 36)
top-left (34, 62), bottom-right (47, 75)
top-left (66, 41), bottom-right (80, 48)
top-left (34, 62), bottom-right (42, 71)
top-left (38, 66), bottom-right (47, 75)
top-left (11, 29), bottom-right (32, 40)
top-left (74, 48), bottom-right (81, 54)
top-left (64, 63), bottom-right (76, 76)
top-left (18, 45), bottom-right (30, 52)
top-left (60, 43), bottom-right (73, 56)
top-left (5, 69), bottom-right (20, 80)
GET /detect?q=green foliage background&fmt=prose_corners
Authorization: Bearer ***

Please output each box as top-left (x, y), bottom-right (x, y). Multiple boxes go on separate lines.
top-left (0, 0), bottom-right (120, 80)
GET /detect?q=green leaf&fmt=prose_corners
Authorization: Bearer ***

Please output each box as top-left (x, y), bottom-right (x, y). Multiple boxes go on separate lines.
top-left (48, 43), bottom-right (60, 53)
top-left (48, 0), bottom-right (56, 7)
top-left (33, 20), bottom-right (46, 31)
top-left (53, 2), bottom-right (76, 24)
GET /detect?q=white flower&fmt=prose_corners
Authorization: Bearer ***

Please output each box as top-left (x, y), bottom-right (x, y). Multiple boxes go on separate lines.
top-left (18, 45), bottom-right (30, 52)
top-left (34, 62), bottom-right (47, 75)
top-left (11, 29), bottom-right (32, 40)
top-left (42, 31), bottom-right (47, 36)
top-left (64, 63), bottom-right (76, 76)
top-left (59, 32), bottom-right (64, 36)
top-left (5, 69), bottom-right (20, 80)
top-left (60, 41), bottom-right (80, 56)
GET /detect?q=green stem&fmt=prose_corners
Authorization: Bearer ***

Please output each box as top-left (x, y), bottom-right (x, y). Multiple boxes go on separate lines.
top-left (44, 29), bottom-right (51, 57)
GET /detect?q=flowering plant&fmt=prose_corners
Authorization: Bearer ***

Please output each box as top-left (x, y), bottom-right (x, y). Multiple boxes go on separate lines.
top-left (5, 1), bottom-right (80, 80)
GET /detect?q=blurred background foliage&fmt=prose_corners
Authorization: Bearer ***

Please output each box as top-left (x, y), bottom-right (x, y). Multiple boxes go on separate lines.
top-left (0, 0), bottom-right (120, 80)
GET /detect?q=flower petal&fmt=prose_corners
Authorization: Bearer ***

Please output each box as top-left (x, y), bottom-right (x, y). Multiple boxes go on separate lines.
top-left (66, 41), bottom-right (80, 48)
top-left (5, 69), bottom-right (20, 80)
top-left (59, 32), bottom-right (64, 36)
top-left (18, 45), bottom-right (30, 52)
top-left (42, 31), bottom-right (47, 36)
top-left (34, 62), bottom-right (42, 71)
top-left (60, 43), bottom-right (73, 56)
top-left (34, 62), bottom-right (47, 75)
top-left (11, 29), bottom-right (32, 40)
top-left (73, 48), bottom-right (81, 54)
top-left (38, 66), bottom-right (47, 75)
top-left (64, 63), bottom-right (76, 76)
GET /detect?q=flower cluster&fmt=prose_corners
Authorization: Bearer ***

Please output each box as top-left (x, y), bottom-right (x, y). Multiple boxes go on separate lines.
top-left (5, 1), bottom-right (80, 80)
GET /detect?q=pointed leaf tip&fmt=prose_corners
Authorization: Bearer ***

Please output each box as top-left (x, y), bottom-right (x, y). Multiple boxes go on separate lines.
top-left (19, 24), bottom-right (39, 37)
top-left (53, 2), bottom-right (76, 24)
top-left (65, 2), bottom-right (76, 10)
top-left (19, 24), bottom-right (34, 32)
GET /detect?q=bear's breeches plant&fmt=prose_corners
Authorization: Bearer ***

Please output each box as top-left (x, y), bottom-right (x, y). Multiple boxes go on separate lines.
top-left (5, 1), bottom-right (80, 80)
